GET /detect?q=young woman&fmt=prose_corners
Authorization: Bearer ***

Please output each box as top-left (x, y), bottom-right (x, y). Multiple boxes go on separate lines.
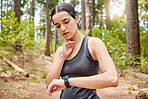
top-left (45, 3), bottom-right (119, 99)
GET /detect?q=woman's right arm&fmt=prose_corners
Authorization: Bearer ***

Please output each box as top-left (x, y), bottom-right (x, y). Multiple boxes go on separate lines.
top-left (45, 47), bottom-right (66, 88)
top-left (45, 41), bottom-right (74, 88)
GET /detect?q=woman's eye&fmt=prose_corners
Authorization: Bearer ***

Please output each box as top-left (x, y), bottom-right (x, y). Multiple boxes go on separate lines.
top-left (64, 20), bottom-right (70, 24)
top-left (57, 25), bottom-right (60, 28)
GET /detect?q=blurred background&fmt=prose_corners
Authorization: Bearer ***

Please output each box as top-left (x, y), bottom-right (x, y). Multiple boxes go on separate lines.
top-left (0, 0), bottom-right (148, 99)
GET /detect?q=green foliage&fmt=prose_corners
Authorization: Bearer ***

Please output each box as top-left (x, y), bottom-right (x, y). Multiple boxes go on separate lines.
top-left (36, 0), bottom-right (59, 10)
top-left (36, 38), bottom-right (46, 53)
top-left (92, 27), bottom-right (102, 39)
top-left (101, 29), bottom-right (126, 70)
top-left (0, 66), bottom-right (11, 73)
top-left (110, 15), bottom-right (126, 43)
top-left (25, 65), bottom-right (37, 73)
top-left (80, 30), bottom-right (87, 35)
top-left (41, 72), bottom-right (48, 79)
top-left (70, 0), bottom-right (80, 8)
top-left (4, 77), bottom-right (9, 82)
top-left (138, 0), bottom-right (148, 27)
top-left (139, 57), bottom-right (148, 74)
top-left (49, 0), bottom-right (59, 10)
top-left (0, 10), bottom-right (38, 53)
top-left (92, 16), bottom-right (127, 69)
top-left (91, 14), bottom-right (148, 73)
top-left (0, 49), bottom-right (12, 58)
top-left (140, 27), bottom-right (148, 57)
top-left (0, 10), bottom-right (19, 46)
top-left (17, 19), bottom-right (35, 49)
top-left (30, 77), bottom-right (41, 83)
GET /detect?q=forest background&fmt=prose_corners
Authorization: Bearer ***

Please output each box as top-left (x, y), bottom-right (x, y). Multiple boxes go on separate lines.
top-left (1, 0), bottom-right (147, 73)
top-left (0, 0), bottom-right (148, 98)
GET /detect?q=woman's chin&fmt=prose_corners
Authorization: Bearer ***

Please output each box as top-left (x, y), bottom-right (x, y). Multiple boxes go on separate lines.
top-left (63, 35), bottom-right (72, 40)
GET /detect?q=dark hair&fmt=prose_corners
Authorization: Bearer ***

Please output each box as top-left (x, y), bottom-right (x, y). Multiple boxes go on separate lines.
top-left (51, 3), bottom-right (77, 20)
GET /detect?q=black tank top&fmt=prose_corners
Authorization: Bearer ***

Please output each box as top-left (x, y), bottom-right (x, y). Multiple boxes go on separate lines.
top-left (60, 36), bottom-right (100, 99)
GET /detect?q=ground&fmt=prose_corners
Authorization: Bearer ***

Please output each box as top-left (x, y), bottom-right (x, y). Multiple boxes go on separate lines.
top-left (0, 54), bottom-right (147, 99)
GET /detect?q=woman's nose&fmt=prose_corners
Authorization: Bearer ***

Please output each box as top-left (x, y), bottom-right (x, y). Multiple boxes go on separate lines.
top-left (61, 24), bottom-right (66, 31)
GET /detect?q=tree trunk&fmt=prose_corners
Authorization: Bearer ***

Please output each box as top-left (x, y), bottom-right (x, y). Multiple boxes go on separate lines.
top-left (13, 0), bottom-right (22, 52)
top-left (92, 0), bottom-right (95, 27)
top-left (54, 28), bottom-right (57, 53)
top-left (45, 0), bottom-right (51, 56)
top-left (105, 0), bottom-right (110, 31)
top-left (1, 0), bottom-right (2, 14)
top-left (1, 57), bottom-right (29, 77)
top-left (13, 0), bottom-right (21, 23)
top-left (7, 0), bottom-right (8, 12)
top-left (81, 0), bottom-right (86, 30)
top-left (85, 0), bottom-right (92, 36)
top-left (30, 0), bottom-right (34, 20)
top-left (100, 5), bottom-right (103, 29)
top-left (73, 0), bottom-right (77, 9)
top-left (1, 0), bottom-right (3, 31)
top-left (96, 12), bottom-right (99, 25)
top-left (126, 0), bottom-right (140, 66)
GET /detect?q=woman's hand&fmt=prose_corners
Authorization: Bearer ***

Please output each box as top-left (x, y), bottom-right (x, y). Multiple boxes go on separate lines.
top-left (61, 40), bottom-right (74, 59)
top-left (47, 79), bottom-right (66, 96)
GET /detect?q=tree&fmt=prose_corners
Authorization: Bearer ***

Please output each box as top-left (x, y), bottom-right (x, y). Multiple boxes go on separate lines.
top-left (81, 0), bottom-right (86, 30)
top-left (54, 28), bottom-right (57, 53)
top-left (73, 0), bottom-right (77, 9)
top-left (85, 0), bottom-right (92, 36)
top-left (95, 0), bottom-right (104, 28)
top-left (45, 0), bottom-right (51, 56)
top-left (1, 0), bottom-right (3, 30)
top-left (12, 0), bottom-right (22, 52)
top-left (126, 0), bottom-right (140, 64)
top-left (92, 0), bottom-right (95, 27)
top-left (105, 0), bottom-right (110, 31)
top-left (6, 0), bottom-right (8, 12)
top-left (12, 0), bottom-right (21, 23)
top-left (1, 0), bottom-right (2, 14)
top-left (30, 0), bottom-right (35, 20)
top-left (100, 5), bottom-right (103, 29)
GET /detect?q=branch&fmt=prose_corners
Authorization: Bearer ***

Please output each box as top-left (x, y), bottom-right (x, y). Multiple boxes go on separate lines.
top-left (0, 54), bottom-right (29, 77)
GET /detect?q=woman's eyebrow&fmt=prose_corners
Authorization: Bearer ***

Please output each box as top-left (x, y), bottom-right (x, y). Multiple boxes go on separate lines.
top-left (62, 18), bottom-right (70, 22)
top-left (54, 18), bottom-right (70, 25)
top-left (54, 23), bottom-right (58, 25)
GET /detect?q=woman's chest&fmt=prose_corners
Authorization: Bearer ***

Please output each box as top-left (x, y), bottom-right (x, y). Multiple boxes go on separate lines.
top-left (61, 54), bottom-right (99, 77)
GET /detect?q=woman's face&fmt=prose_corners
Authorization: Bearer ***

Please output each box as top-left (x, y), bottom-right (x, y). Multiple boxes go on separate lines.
top-left (52, 11), bottom-right (78, 40)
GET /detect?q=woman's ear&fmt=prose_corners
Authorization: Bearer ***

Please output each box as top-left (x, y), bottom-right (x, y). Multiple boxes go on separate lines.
top-left (75, 15), bottom-right (79, 23)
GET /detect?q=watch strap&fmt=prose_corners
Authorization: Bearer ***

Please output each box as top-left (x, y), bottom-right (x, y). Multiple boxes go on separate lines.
top-left (63, 76), bottom-right (71, 88)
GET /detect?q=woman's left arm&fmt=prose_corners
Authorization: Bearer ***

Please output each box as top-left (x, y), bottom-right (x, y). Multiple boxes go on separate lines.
top-left (68, 37), bottom-right (119, 89)
top-left (47, 37), bottom-right (119, 96)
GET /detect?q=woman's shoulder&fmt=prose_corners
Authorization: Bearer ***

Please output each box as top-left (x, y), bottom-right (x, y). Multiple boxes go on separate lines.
top-left (88, 37), bottom-right (104, 46)
top-left (87, 37), bottom-right (107, 60)
top-left (88, 36), bottom-right (108, 54)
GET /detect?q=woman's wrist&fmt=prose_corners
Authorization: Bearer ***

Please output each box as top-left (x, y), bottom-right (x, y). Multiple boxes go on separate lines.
top-left (60, 52), bottom-right (69, 60)
top-left (63, 76), bottom-right (71, 88)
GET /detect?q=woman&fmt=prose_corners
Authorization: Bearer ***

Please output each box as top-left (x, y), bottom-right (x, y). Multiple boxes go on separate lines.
top-left (45, 3), bottom-right (119, 99)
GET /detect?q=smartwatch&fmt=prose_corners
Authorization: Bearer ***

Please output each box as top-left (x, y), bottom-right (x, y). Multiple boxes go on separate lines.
top-left (63, 76), bottom-right (71, 88)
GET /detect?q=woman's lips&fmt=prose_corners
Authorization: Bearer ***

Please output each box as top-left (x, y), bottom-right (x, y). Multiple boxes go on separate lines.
top-left (63, 32), bottom-right (69, 36)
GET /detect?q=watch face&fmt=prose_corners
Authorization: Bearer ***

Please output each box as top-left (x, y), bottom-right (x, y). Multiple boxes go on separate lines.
top-left (64, 76), bottom-right (71, 88)
top-left (65, 82), bottom-right (69, 86)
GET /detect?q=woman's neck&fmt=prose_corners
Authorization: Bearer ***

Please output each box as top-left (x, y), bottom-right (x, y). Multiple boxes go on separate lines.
top-left (69, 30), bottom-right (84, 44)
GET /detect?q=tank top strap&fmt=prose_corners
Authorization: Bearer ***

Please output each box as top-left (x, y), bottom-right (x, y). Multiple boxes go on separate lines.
top-left (84, 36), bottom-right (98, 62)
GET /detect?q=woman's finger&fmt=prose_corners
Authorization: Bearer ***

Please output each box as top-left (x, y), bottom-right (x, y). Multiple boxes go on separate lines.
top-left (47, 83), bottom-right (55, 96)
top-left (66, 41), bottom-right (74, 48)
top-left (51, 86), bottom-right (65, 94)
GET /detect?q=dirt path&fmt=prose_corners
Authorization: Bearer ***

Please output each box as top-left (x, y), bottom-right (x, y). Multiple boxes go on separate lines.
top-left (0, 55), bottom-right (147, 99)
top-left (25, 77), bottom-right (140, 99)
top-left (25, 56), bottom-right (143, 99)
